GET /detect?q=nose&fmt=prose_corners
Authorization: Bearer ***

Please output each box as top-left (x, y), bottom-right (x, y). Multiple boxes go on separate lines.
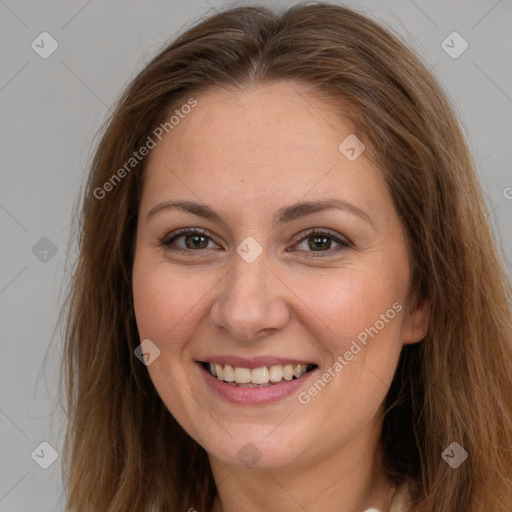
top-left (209, 248), bottom-right (290, 342)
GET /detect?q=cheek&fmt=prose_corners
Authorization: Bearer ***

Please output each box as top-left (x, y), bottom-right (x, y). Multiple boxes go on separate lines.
top-left (303, 285), bottom-right (404, 439)
top-left (132, 266), bottom-right (175, 342)
top-left (290, 266), bottom-right (406, 351)
top-left (132, 246), bottom-right (178, 327)
top-left (291, 267), bottom-right (406, 420)
top-left (131, 256), bottom-right (207, 436)
top-left (132, 254), bottom-right (219, 352)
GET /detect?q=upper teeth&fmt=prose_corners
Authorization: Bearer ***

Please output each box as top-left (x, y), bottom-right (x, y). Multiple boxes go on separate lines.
top-left (209, 363), bottom-right (309, 385)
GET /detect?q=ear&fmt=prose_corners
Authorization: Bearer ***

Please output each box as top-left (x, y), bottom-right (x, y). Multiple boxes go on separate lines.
top-left (402, 292), bottom-right (430, 345)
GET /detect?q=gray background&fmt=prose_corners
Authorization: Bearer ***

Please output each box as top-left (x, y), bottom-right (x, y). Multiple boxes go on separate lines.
top-left (1, 0), bottom-right (511, 510)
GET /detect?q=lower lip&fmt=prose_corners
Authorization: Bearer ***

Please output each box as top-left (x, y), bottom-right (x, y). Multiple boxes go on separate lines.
top-left (197, 363), bottom-right (317, 405)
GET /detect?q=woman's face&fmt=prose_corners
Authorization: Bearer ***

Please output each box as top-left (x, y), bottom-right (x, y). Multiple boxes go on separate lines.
top-left (132, 81), bottom-right (429, 471)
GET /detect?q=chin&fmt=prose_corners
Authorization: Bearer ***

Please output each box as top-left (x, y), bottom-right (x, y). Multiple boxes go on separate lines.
top-left (201, 427), bottom-right (310, 470)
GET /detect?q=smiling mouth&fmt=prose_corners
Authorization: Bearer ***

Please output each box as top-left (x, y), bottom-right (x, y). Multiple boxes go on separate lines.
top-left (201, 362), bottom-right (317, 387)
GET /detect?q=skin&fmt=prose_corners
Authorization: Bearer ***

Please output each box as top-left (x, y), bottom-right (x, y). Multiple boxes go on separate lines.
top-left (132, 80), bottom-right (429, 512)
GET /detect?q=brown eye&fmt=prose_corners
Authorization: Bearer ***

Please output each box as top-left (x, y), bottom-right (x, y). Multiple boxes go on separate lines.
top-left (307, 234), bottom-right (334, 251)
top-left (291, 229), bottom-right (351, 257)
top-left (161, 228), bottom-right (219, 252)
top-left (183, 233), bottom-right (209, 249)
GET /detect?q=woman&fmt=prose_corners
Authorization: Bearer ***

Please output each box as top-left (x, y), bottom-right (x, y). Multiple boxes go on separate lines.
top-left (61, 3), bottom-right (512, 511)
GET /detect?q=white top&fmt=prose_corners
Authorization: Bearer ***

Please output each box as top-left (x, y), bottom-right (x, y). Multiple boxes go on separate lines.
top-left (389, 482), bottom-right (413, 512)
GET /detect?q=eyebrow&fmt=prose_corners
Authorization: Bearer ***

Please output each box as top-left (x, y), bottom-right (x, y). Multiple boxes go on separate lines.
top-left (146, 198), bottom-right (374, 227)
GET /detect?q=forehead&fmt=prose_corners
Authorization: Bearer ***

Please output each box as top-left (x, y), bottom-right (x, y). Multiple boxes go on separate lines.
top-left (167, 81), bottom-right (348, 159)
top-left (141, 81), bottom-right (387, 219)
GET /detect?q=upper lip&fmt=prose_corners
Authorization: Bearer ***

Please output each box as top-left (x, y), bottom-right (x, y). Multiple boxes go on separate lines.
top-left (198, 355), bottom-right (316, 369)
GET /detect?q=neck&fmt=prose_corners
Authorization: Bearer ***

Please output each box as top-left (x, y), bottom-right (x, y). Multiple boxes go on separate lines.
top-left (208, 414), bottom-right (395, 512)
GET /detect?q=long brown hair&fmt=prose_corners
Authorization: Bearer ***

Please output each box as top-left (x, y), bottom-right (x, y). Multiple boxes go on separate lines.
top-left (61, 3), bottom-right (512, 510)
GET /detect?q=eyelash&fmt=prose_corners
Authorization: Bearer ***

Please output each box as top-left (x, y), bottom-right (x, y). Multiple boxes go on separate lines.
top-left (160, 227), bottom-right (351, 258)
